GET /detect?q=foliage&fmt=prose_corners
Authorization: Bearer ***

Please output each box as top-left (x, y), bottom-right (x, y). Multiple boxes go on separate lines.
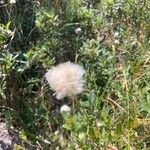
top-left (0, 0), bottom-right (150, 149)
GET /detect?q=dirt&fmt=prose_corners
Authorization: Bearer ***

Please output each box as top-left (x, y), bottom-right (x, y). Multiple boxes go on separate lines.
top-left (0, 122), bottom-right (16, 150)
top-left (0, 122), bottom-right (39, 150)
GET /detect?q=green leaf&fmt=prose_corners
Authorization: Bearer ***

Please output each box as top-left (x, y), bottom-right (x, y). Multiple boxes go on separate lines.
top-left (142, 102), bottom-right (150, 112)
top-left (62, 124), bottom-right (72, 131)
top-left (13, 144), bottom-right (24, 150)
top-left (6, 21), bottom-right (11, 30)
top-left (88, 90), bottom-right (96, 103)
top-left (5, 110), bottom-right (11, 128)
top-left (19, 130), bottom-right (27, 140)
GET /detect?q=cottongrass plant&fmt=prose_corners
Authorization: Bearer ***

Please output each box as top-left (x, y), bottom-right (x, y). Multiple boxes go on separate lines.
top-left (45, 62), bottom-right (85, 100)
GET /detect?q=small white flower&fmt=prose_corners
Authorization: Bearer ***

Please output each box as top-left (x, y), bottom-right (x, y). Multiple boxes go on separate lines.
top-left (7, 30), bottom-right (13, 35)
top-left (114, 40), bottom-right (120, 44)
top-left (96, 121), bottom-right (103, 128)
top-left (54, 130), bottom-right (59, 135)
top-left (75, 27), bottom-right (82, 34)
top-left (3, 44), bottom-right (8, 49)
top-left (0, 0), bottom-right (4, 4)
top-left (10, 0), bottom-right (16, 4)
top-left (114, 32), bottom-right (119, 37)
top-left (60, 105), bottom-right (71, 113)
top-left (45, 61), bottom-right (84, 99)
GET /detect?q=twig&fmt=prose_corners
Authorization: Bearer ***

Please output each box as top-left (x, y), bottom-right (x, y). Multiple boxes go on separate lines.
top-left (107, 97), bottom-right (127, 113)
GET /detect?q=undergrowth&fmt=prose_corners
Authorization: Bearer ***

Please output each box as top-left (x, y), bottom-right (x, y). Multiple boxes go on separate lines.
top-left (0, 0), bottom-right (150, 149)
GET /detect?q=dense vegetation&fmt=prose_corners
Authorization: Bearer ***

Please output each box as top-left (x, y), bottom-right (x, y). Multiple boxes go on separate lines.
top-left (0, 0), bottom-right (150, 149)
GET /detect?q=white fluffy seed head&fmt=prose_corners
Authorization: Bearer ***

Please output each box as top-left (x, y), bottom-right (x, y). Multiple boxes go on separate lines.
top-left (45, 61), bottom-right (85, 99)
top-left (60, 105), bottom-right (71, 113)
top-left (10, 0), bottom-right (16, 4)
top-left (75, 27), bottom-right (82, 34)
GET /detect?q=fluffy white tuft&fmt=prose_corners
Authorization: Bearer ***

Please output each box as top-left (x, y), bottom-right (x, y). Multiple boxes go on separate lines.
top-left (60, 105), bottom-right (71, 113)
top-left (10, 0), bottom-right (16, 4)
top-left (45, 62), bottom-right (84, 99)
